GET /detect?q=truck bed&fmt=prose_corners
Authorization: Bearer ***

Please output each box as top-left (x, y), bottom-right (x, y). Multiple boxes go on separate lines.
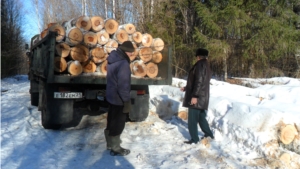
top-left (30, 32), bottom-right (172, 86)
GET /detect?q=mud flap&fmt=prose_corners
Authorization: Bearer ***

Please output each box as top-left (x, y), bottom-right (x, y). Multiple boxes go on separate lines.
top-left (129, 91), bottom-right (149, 122)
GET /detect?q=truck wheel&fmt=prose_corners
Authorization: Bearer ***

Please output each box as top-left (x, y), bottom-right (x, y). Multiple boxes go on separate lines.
top-left (31, 93), bottom-right (39, 106)
top-left (41, 87), bottom-right (61, 130)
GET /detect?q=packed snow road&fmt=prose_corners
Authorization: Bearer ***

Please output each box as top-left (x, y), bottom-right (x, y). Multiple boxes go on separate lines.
top-left (1, 75), bottom-right (300, 169)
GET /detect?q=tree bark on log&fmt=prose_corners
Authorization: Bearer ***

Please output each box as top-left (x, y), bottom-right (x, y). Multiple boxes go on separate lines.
top-left (48, 23), bottom-right (65, 43)
top-left (70, 44), bottom-right (89, 62)
top-left (97, 29), bottom-right (110, 45)
top-left (65, 27), bottom-right (83, 46)
top-left (119, 23), bottom-right (136, 34)
top-left (54, 57), bottom-right (67, 72)
top-left (55, 43), bottom-right (70, 58)
top-left (90, 16), bottom-right (104, 32)
top-left (64, 16), bottom-right (92, 32)
top-left (67, 60), bottom-right (83, 75)
top-left (104, 39), bottom-right (118, 53)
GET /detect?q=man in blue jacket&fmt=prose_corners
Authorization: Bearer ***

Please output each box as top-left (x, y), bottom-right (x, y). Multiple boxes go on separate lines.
top-left (105, 41), bottom-right (134, 156)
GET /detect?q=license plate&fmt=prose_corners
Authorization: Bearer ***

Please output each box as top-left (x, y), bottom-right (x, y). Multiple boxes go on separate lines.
top-left (54, 92), bottom-right (82, 99)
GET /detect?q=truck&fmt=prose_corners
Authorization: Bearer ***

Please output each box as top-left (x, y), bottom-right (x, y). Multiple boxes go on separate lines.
top-left (26, 31), bottom-right (172, 130)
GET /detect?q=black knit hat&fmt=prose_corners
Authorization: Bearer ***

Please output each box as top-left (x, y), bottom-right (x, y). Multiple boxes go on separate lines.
top-left (195, 48), bottom-right (208, 57)
top-left (120, 41), bottom-right (135, 52)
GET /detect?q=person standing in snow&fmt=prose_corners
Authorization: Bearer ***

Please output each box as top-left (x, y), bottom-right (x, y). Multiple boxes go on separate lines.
top-left (180, 48), bottom-right (214, 144)
top-left (105, 41), bottom-right (134, 156)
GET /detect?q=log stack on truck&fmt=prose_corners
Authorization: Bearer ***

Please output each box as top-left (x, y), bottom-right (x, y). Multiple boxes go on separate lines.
top-left (26, 15), bottom-right (172, 130)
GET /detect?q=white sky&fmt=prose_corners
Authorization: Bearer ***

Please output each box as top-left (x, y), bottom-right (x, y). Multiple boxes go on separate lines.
top-left (1, 75), bottom-right (300, 169)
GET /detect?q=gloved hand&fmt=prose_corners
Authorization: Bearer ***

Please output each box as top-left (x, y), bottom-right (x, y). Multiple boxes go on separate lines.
top-left (123, 101), bottom-right (131, 113)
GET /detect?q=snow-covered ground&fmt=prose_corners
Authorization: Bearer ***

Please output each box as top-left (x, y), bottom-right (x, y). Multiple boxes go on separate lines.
top-left (1, 75), bottom-right (300, 169)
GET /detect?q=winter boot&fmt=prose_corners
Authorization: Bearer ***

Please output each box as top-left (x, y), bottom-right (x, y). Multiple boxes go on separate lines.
top-left (104, 130), bottom-right (111, 150)
top-left (110, 135), bottom-right (130, 156)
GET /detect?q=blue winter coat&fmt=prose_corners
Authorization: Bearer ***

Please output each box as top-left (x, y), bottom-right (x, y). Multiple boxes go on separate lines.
top-left (106, 48), bottom-right (131, 105)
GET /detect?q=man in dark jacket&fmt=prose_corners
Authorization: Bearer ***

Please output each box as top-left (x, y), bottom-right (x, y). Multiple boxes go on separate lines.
top-left (180, 48), bottom-right (214, 144)
top-left (105, 41), bottom-right (134, 156)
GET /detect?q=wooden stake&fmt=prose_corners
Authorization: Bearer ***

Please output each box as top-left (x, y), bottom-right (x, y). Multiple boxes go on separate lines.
top-left (55, 43), bottom-right (70, 58)
top-left (54, 57), bottom-right (67, 72)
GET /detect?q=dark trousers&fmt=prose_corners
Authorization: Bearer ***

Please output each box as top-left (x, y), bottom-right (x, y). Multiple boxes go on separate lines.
top-left (188, 108), bottom-right (214, 142)
top-left (106, 103), bottom-right (127, 136)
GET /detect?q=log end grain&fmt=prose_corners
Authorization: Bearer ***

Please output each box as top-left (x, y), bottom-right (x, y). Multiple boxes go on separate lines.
top-left (90, 16), bottom-right (104, 32)
top-left (280, 124), bottom-right (298, 144)
top-left (146, 62), bottom-right (158, 78)
top-left (76, 16), bottom-right (92, 31)
top-left (139, 47), bottom-right (153, 63)
top-left (104, 19), bottom-right (119, 35)
top-left (130, 60), bottom-right (147, 77)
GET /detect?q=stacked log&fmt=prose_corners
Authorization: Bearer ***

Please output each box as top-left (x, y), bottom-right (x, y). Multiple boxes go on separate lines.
top-left (39, 15), bottom-right (165, 78)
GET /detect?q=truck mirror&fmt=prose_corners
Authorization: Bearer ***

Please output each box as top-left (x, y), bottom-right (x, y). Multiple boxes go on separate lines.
top-left (25, 44), bottom-right (29, 50)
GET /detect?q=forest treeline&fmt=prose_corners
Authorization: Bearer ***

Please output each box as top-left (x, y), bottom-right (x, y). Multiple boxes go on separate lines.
top-left (1, 0), bottom-right (300, 79)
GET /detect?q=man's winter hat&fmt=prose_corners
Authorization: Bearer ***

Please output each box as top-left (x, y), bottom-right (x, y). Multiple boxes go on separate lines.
top-left (195, 48), bottom-right (208, 57)
top-left (120, 41), bottom-right (135, 52)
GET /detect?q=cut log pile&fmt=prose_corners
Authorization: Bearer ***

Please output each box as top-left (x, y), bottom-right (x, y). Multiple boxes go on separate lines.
top-left (40, 15), bottom-right (165, 78)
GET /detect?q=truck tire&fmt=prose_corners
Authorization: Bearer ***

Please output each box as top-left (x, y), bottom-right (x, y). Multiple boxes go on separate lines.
top-left (41, 87), bottom-right (61, 130)
top-left (31, 93), bottom-right (39, 106)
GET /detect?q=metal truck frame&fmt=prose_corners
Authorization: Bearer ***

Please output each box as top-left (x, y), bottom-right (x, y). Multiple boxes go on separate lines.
top-left (27, 31), bottom-right (172, 130)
